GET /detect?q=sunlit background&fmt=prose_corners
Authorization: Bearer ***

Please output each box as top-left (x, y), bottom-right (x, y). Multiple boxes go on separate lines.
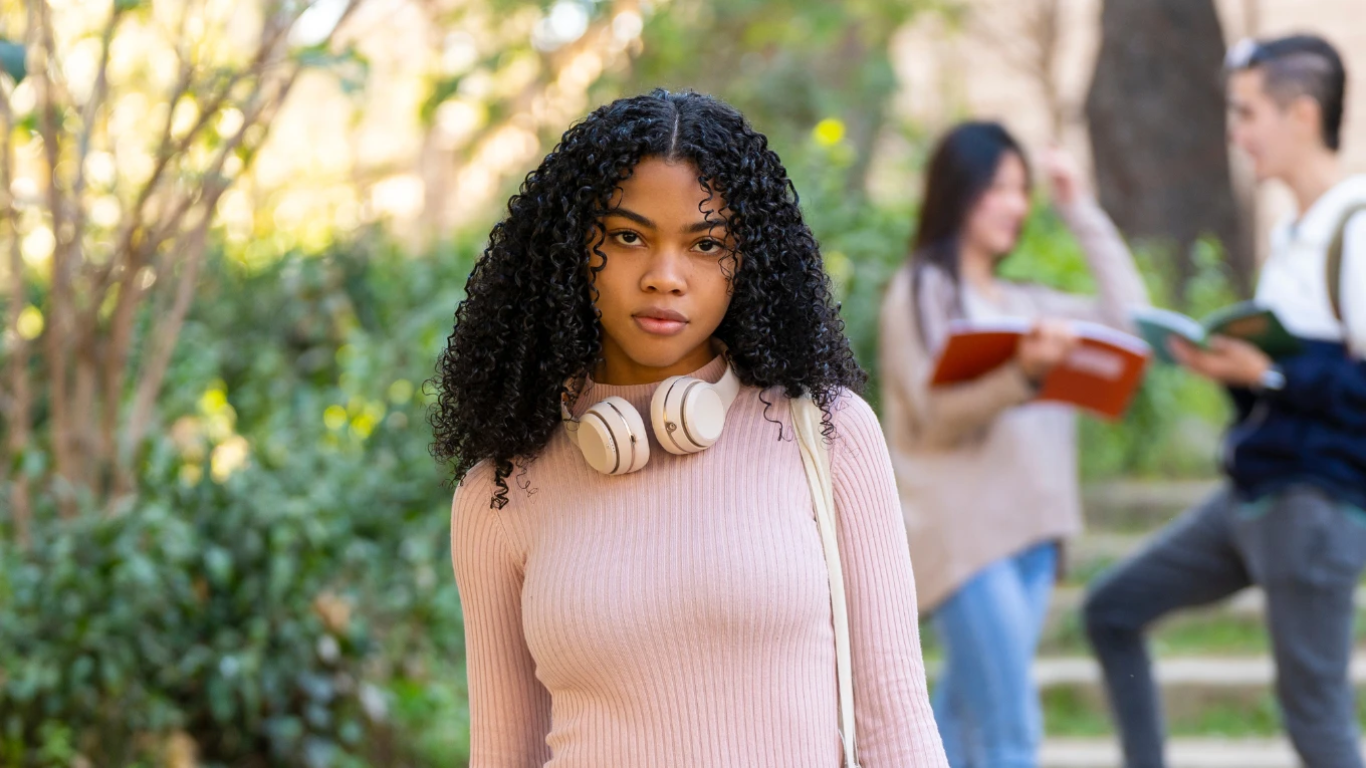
top-left (1, 0), bottom-right (1362, 765)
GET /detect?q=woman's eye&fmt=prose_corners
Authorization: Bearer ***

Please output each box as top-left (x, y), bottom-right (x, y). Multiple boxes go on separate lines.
top-left (611, 231), bottom-right (641, 246)
top-left (695, 239), bottom-right (721, 253)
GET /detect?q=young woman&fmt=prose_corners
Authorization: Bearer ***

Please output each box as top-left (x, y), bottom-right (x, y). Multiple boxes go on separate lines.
top-left (433, 90), bottom-right (948, 767)
top-left (878, 122), bottom-right (1148, 767)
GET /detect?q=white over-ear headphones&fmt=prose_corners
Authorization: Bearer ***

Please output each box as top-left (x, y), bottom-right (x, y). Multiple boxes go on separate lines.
top-left (561, 365), bottom-right (742, 475)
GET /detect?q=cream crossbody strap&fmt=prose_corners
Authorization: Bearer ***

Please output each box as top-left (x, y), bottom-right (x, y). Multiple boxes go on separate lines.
top-left (791, 395), bottom-right (861, 768)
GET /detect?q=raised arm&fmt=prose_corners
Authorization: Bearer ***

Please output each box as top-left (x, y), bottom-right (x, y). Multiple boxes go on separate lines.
top-left (1024, 149), bottom-right (1149, 327)
top-left (879, 266), bottom-right (1035, 449)
top-left (1023, 198), bottom-right (1151, 329)
top-left (451, 466), bottom-right (554, 767)
top-left (829, 394), bottom-right (949, 767)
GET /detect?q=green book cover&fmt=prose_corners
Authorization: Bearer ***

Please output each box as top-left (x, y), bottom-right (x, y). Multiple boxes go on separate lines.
top-left (1131, 302), bottom-right (1301, 365)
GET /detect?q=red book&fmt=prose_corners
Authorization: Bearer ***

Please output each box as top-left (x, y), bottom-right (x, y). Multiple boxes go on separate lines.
top-left (929, 319), bottom-right (1153, 421)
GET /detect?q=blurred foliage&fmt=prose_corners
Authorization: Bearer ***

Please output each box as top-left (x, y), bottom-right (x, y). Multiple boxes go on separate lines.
top-left (605, 0), bottom-right (946, 193)
top-left (1, 241), bottom-right (474, 767)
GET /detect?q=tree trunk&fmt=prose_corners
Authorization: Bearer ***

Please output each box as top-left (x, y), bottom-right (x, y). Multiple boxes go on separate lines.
top-left (1086, 0), bottom-right (1252, 302)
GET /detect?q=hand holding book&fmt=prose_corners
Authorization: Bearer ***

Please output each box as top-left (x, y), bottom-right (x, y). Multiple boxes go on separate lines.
top-left (1167, 334), bottom-right (1274, 388)
top-left (1016, 319), bottom-right (1080, 383)
top-left (929, 318), bottom-right (1152, 420)
top-left (1130, 302), bottom-right (1300, 364)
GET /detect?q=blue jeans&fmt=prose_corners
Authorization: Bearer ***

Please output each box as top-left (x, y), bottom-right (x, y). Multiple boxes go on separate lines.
top-left (932, 541), bottom-right (1057, 768)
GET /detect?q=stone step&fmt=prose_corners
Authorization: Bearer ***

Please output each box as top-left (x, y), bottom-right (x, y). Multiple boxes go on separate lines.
top-left (1040, 737), bottom-right (1365, 768)
top-left (1030, 654), bottom-right (1366, 728)
top-left (1048, 584), bottom-right (1366, 621)
top-left (929, 655), bottom-right (1366, 728)
top-left (1032, 654), bottom-right (1366, 688)
top-left (929, 653), bottom-right (1366, 687)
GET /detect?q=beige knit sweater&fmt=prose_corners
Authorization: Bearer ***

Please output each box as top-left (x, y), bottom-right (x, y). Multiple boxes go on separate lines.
top-left (879, 200), bottom-right (1150, 612)
top-left (452, 355), bottom-right (949, 767)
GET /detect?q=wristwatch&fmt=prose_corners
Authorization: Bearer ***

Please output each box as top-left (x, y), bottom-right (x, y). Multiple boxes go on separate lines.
top-left (1256, 364), bottom-right (1287, 393)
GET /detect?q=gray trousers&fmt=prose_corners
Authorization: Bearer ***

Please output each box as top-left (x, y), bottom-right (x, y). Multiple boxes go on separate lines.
top-left (1083, 484), bottom-right (1366, 768)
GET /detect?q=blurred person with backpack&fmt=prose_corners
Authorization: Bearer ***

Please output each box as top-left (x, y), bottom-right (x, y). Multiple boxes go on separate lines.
top-left (1084, 34), bottom-right (1366, 768)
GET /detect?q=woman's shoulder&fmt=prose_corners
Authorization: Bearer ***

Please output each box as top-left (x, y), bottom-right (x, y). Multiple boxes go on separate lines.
top-left (450, 459), bottom-right (509, 523)
top-left (828, 389), bottom-right (885, 454)
top-left (766, 388), bottom-right (883, 453)
top-left (737, 386), bottom-right (877, 439)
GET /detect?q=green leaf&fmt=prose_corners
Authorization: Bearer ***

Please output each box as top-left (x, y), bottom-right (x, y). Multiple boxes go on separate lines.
top-left (0, 42), bottom-right (25, 85)
top-left (294, 44), bottom-right (370, 96)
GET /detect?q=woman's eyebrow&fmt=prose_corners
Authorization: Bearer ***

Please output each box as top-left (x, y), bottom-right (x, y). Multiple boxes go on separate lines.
top-left (604, 207), bottom-right (727, 234)
top-left (603, 207), bottom-right (655, 228)
top-left (686, 219), bottom-right (726, 234)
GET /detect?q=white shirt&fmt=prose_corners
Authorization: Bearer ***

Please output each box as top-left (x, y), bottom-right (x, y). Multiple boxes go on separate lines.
top-left (1256, 174), bottom-right (1366, 358)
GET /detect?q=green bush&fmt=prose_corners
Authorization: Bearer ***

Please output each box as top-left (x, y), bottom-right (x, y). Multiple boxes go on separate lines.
top-left (0, 239), bottom-right (473, 768)
top-left (1, 475), bottom-right (379, 767)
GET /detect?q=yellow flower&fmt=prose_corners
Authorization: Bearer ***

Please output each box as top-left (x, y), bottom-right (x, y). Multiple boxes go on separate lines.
top-left (324, 405), bottom-right (348, 431)
top-left (813, 118), bottom-right (845, 147)
top-left (210, 435), bottom-right (250, 482)
top-left (200, 387), bottom-right (228, 414)
top-left (351, 413), bottom-right (375, 439)
top-left (16, 306), bottom-right (43, 340)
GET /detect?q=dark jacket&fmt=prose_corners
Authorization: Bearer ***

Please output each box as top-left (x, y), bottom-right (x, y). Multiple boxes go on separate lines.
top-left (1225, 338), bottom-right (1366, 510)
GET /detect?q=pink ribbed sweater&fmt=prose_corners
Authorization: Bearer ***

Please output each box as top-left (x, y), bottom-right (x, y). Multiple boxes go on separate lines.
top-left (451, 356), bottom-right (947, 768)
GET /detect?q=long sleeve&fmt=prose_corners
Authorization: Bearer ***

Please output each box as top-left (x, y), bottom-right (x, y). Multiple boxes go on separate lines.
top-left (451, 466), bottom-right (553, 768)
top-left (832, 395), bottom-right (950, 768)
top-left (878, 266), bottom-right (1035, 449)
top-left (1022, 198), bottom-right (1151, 329)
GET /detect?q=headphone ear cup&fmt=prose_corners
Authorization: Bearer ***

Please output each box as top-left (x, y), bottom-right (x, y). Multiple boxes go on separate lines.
top-left (577, 396), bottom-right (650, 475)
top-left (652, 375), bottom-right (727, 455)
top-left (650, 376), bottom-right (691, 455)
top-left (680, 383), bottom-right (727, 449)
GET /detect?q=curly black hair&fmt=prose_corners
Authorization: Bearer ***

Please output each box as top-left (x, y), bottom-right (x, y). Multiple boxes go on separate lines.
top-left (430, 89), bottom-right (865, 506)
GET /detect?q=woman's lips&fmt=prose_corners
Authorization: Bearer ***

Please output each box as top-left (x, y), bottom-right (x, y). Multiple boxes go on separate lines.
top-left (633, 309), bottom-right (688, 336)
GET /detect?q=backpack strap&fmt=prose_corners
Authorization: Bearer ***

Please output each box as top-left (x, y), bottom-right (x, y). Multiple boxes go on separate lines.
top-left (1327, 202), bottom-right (1366, 324)
top-left (791, 394), bottom-right (861, 768)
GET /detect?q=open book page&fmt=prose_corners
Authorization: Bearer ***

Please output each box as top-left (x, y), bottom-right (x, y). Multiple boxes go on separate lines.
top-left (930, 319), bottom-right (1152, 420)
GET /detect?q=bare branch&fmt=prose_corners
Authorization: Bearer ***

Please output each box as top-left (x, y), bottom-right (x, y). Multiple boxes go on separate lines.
top-left (0, 87), bottom-right (33, 545)
top-left (70, 3), bottom-right (125, 205)
top-left (29, 0), bottom-right (83, 509)
top-left (85, 1), bottom-right (304, 329)
top-left (114, 0), bottom-right (357, 484)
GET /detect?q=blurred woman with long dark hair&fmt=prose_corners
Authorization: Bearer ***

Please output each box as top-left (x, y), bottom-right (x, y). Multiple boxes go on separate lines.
top-left (879, 122), bottom-right (1148, 767)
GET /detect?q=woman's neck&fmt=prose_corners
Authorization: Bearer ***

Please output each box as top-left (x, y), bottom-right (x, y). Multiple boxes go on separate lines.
top-left (959, 243), bottom-right (1001, 303)
top-left (593, 338), bottom-right (717, 386)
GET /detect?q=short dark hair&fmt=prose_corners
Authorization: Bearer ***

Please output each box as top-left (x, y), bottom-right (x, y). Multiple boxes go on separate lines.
top-left (1226, 34), bottom-right (1348, 151)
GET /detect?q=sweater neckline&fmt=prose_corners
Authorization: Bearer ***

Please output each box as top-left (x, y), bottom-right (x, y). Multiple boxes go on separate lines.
top-left (571, 355), bottom-right (730, 418)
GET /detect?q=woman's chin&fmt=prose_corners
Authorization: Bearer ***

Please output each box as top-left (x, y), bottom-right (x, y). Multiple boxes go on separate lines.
top-left (618, 339), bottom-right (714, 374)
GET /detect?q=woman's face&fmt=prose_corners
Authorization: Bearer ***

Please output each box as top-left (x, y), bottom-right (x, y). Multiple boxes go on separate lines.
top-left (589, 157), bottom-right (737, 385)
top-left (962, 152), bottom-right (1030, 260)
